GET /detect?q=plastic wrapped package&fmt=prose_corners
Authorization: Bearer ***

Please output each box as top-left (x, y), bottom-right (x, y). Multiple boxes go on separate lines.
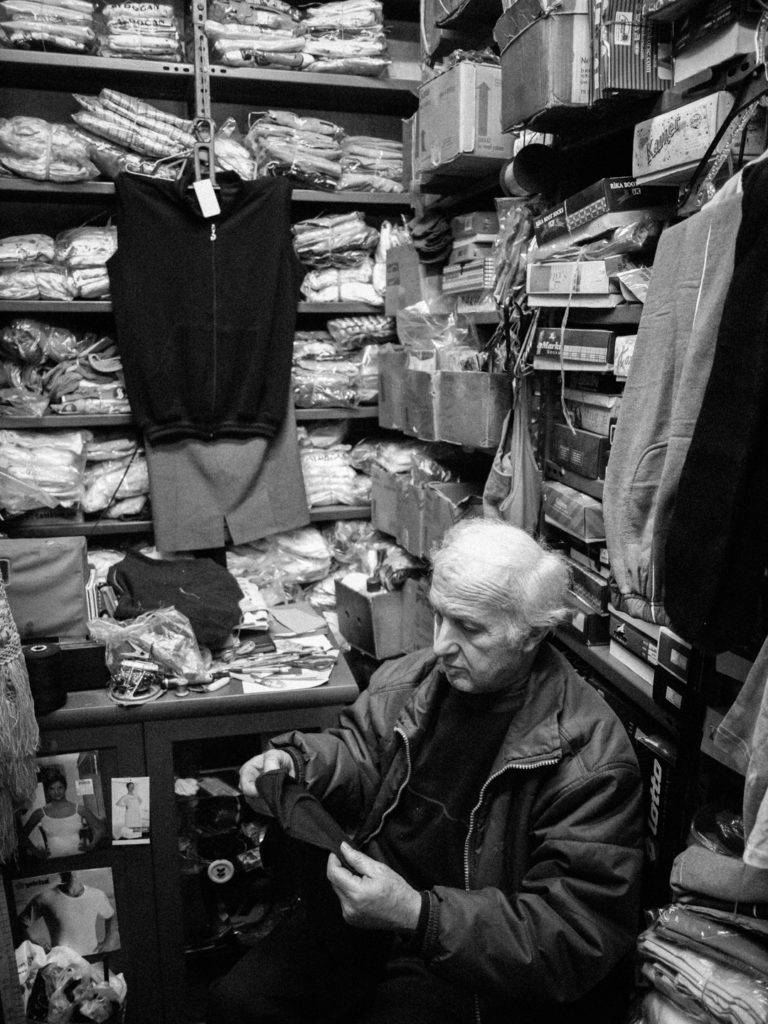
top-left (293, 330), bottom-right (337, 361)
top-left (227, 526), bottom-right (333, 592)
top-left (300, 259), bottom-right (382, 305)
top-left (0, 386), bottom-right (48, 417)
top-left (533, 214), bottom-right (665, 264)
top-left (292, 358), bottom-right (359, 408)
top-left (85, 436), bottom-right (138, 461)
top-left (303, 0), bottom-right (383, 33)
top-left (300, 445), bottom-right (371, 506)
top-left (207, 0), bottom-right (302, 29)
top-left (488, 196), bottom-right (536, 308)
top-left (17, 943), bottom-right (126, 1023)
top-left (81, 454), bottom-right (149, 513)
top-left (0, 318), bottom-right (80, 364)
top-left (69, 266), bottom-right (111, 298)
top-left (89, 606), bottom-right (209, 680)
top-left (0, 234), bottom-right (55, 265)
top-left (374, 438), bottom-right (430, 474)
top-left (355, 344), bottom-right (379, 403)
top-left (104, 494), bottom-right (148, 518)
top-left (0, 263), bottom-right (76, 301)
top-left (324, 518), bottom-right (380, 567)
top-left (326, 314), bottom-right (396, 349)
top-left (54, 226), bottom-right (117, 267)
top-left (99, 1), bottom-right (185, 62)
top-left (395, 302), bottom-right (479, 353)
top-left (0, 428), bottom-right (87, 514)
top-left (214, 117), bottom-right (257, 179)
top-left (0, 117), bottom-right (98, 181)
top-left (348, 437), bottom-right (379, 473)
top-left (292, 211), bottom-right (379, 268)
top-left (297, 419), bottom-right (347, 448)
top-left (246, 110), bottom-right (344, 190)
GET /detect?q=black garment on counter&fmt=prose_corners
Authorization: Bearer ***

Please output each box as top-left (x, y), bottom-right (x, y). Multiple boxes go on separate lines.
top-left (665, 160), bottom-right (768, 652)
top-left (108, 549), bottom-right (243, 648)
top-left (107, 170), bottom-right (303, 445)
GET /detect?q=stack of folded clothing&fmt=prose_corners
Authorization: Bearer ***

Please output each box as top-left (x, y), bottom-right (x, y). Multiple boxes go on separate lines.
top-left (340, 135), bottom-right (404, 193)
top-left (0, 428), bottom-right (88, 516)
top-left (292, 330), bottom-right (379, 408)
top-left (635, 807), bottom-right (768, 1024)
top-left (0, 316), bottom-right (129, 417)
top-left (0, 228), bottom-right (116, 301)
top-left (0, 115), bottom-right (99, 182)
top-left (0, 0), bottom-right (98, 53)
top-left (97, 1), bottom-right (185, 62)
top-left (245, 110), bottom-right (344, 190)
top-left (204, 0), bottom-right (307, 69)
top-left (82, 434), bottom-right (149, 519)
top-left (298, 421), bottom-right (371, 508)
top-left (302, 0), bottom-right (389, 77)
top-left (71, 88), bottom-right (196, 160)
top-left (54, 226), bottom-right (116, 299)
top-left (293, 211), bottom-right (382, 304)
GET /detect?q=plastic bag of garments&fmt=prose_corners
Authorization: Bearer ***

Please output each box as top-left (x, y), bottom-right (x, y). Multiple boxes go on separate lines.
top-left (0, 318), bottom-right (80, 364)
top-left (0, 428), bottom-right (87, 514)
top-left (300, 445), bottom-right (370, 506)
top-left (81, 455), bottom-right (149, 513)
top-left (0, 117), bottom-right (98, 181)
top-left (89, 605), bottom-right (209, 680)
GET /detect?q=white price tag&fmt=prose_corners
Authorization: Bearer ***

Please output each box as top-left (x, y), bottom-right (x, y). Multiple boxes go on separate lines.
top-left (193, 178), bottom-right (221, 218)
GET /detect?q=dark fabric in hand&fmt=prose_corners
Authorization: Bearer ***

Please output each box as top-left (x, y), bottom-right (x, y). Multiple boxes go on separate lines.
top-left (255, 769), bottom-right (349, 856)
top-left (108, 549), bottom-right (243, 647)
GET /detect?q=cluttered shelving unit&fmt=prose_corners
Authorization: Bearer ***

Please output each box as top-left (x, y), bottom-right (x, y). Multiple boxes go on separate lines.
top-left (0, 0), bottom-right (421, 541)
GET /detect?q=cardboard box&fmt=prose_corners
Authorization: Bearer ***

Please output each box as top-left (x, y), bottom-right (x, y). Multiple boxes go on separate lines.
top-left (423, 481), bottom-right (483, 555)
top-left (441, 257), bottom-right (497, 295)
top-left (595, 0), bottom-right (671, 96)
top-left (632, 91), bottom-right (735, 182)
top-left (403, 369), bottom-right (438, 440)
top-left (542, 479), bottom-right (605, 542)
top-left (0, 537), bottom-right (90, 639)
top-left (527, 256), bottom-right (631, 298)
top-left (451, 211), bottom-right (500, 238)
top-left (385, 244), bottom-right (442, 315)
top-left (377, 347), bottom-right (408, 431)
top-left (370, 465), bottom-right (401, 538)
top-left (436, 371), bottom-right (511, 448)
top-left (609, 610), bottom-right (659, 667)
top-left (534, 177), bottom-right (679, 245)
top-left (613, 334), bottom-right (637, 379)
top-left (335, 578), bottom-right (406, 659)
top-left (549, 466), bottom-right (605, 502)
top-left (495, 0), bottom-right (593, 130)
top-left (562, 590), bottom-right (610, 645)
top-left (674, 0), bottom-right (760, 53)
top-left (534, 327), bottom-right (616, 368)
top-left (396, 479), bottom-right (428, 559)
top-left (633, 727), bottom-right (681, 906)
top-left (562, 388), bottom-right (622, 437)
top-left (609, 637), bottom-right (655, 689)
top-left (673, 20), bottom-right (757, 84)
top-left (417, 61), bottom-right (514, 177)
top-left (449, 240), bottom-right (496, 265)
top-left (402, 576), bottom-right (435, 653)
top-left (565, 555), bottom-right (611, 610)
top-left (550, 422), bottom-right (611, 479)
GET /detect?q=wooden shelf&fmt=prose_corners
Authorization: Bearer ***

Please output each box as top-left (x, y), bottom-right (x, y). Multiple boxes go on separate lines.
top-left (0, 300), bottom-right (385, 315)
top-left (0, 408), bottom-right (379, 430)
top-left (555, 628), bottom-right (678, 735)
top-left (0, 49), bottom-right (418, 114)
top-left (1, 518), bottom-right (154, 538)
top-left (0, 178), bottom-right (413, 208)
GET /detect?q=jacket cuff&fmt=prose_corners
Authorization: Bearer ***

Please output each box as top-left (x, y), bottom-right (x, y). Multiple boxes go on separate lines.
top-left (400, 890), bottom-right (432, 954)
top-left (278, 746), bottom-right (306, 785)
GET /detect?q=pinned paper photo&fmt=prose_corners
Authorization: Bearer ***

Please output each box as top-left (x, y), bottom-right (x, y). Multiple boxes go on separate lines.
top-left (13, 866), bottom-right (121, 956)
top-left (111, 777), bottom-right (150, 845)
top-left (18, 751), bottom-right (107, 864)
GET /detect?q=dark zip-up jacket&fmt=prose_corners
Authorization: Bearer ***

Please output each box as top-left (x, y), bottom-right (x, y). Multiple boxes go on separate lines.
top-left (108, 170), bottom-right (303, 444)
top-left (270, 643), bottom-right (643, 1022)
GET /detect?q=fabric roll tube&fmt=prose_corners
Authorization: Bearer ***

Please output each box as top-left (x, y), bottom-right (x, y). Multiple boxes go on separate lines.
top-left (24, 642), bottom-right (66, 715)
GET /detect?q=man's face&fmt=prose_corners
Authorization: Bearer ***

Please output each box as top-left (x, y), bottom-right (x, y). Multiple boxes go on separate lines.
top-left (429, 565), bottom-right (534, 694)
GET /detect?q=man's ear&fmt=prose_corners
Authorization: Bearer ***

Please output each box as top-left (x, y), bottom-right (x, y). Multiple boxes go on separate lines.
top-left (520, 627), bottom-right (547, 653)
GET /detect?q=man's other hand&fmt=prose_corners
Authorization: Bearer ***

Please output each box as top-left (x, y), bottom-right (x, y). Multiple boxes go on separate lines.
top-left (327, 842), bottom-right (421, 932)
top-left (239, 750), bottom-right (295, 813)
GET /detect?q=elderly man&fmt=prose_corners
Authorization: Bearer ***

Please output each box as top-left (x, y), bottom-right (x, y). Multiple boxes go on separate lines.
top-left (208, 520), bottom-right (643, 1024)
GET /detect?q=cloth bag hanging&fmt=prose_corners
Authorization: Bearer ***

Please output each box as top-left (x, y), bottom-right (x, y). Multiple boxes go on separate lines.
top-left (483, 374), bottom-right (541, 535)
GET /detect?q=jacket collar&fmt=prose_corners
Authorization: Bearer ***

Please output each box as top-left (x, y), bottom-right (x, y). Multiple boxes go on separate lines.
top-left (397, 642), bottom-right (567, 770)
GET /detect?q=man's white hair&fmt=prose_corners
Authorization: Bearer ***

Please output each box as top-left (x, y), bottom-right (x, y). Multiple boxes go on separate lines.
top-left (432, 519), bottom-right (571, 641)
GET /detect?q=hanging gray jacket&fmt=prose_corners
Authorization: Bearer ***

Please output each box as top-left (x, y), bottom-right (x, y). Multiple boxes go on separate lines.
top-left (269, 642), bottom-right (643, 1021)
top-left (603, 193), bottom-right (743, 624)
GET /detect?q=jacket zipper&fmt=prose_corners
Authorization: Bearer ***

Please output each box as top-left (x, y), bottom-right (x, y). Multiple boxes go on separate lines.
top-left (209, 221), bottom-right (218, 433)
top-left (465, 756), bottom-right (560, 1024)
top-left (363, 725), bottom-right (412, 844)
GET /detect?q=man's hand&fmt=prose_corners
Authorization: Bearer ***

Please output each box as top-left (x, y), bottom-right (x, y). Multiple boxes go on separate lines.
top-left (239, 750), bottom-right (295, 813)
top-left (327, 842), bottom-right (422, 932)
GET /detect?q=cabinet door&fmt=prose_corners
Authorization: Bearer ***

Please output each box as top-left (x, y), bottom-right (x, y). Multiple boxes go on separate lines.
top-left (144, 704), bottom-right (345, 1024)
top-left (5, 720), bottom-right (161, 1024)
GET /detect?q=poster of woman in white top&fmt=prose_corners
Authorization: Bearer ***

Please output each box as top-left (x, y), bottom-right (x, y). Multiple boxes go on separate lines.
top-left (111, 777), bottom-right (150, 844)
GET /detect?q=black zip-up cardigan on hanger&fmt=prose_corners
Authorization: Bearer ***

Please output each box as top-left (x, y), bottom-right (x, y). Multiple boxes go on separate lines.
top-left (107, 170), bottom-right (303, 445)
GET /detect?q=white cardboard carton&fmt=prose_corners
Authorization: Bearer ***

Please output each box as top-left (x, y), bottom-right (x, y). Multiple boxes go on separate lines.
top-left (417, 62), bottom-right (514, 177)
top-left (632, 91), bottom-right (735, 182)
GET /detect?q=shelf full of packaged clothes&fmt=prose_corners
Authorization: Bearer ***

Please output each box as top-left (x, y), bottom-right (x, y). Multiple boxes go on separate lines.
top-left (0, 178), bottom-right (415, 208)
top-left (0, 49), bottom-right (419, 115)
top-left (0, 300), bottom-right (387, 314)
top-left (0, 505), bottom-right (372, 539)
